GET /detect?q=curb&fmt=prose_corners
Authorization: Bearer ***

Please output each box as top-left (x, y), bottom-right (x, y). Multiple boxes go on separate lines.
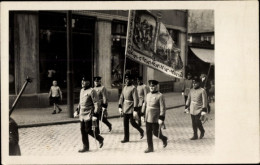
top-left (18, 104), bottom-right (185, 128)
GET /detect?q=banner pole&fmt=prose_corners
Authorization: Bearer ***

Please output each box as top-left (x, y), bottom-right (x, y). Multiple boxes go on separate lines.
top-left (204, 63), bottom-right (212, 88)
top-left (122, 10), bottom-right (131, 86)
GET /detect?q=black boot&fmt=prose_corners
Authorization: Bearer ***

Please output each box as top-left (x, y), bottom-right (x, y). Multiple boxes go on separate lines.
top-left (78, 147), bottom-right (89, 153)
top-left (144, 148), bottom-right (154, 153)
top-left (162, 137), bottom-right (168, 148)
top-left (190, 135), bottom-right (198, 140)
top-left (108, 125), bottom-right (112, 132)
top-left (200, 130), bottom-right (205, 139)
top-left (121, 139), bottom-right (129, 143)
top-left (58, 108), bottom-right (62, 113)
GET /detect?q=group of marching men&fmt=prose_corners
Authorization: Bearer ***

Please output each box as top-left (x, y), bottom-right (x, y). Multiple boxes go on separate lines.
top-left (74, 73), bottom-right (209, 153)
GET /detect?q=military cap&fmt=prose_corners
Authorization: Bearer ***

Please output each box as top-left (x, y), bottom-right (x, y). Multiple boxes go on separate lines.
top-left (136, 76), bottom-right (143, 81)
top-left (82, 76), bottom-right (88, 81)
top-left (148, 80), bottom-right (159, 86)
top-left (193, 77), bottom-right (201, 83)
top-left (93, 76), bottom-right (102, 82)
top-left (125, 74), bottom-right (132, 79)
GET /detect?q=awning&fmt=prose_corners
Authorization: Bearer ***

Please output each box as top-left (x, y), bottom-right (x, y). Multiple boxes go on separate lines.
top-left (190, 48), bottom-right (214, 64)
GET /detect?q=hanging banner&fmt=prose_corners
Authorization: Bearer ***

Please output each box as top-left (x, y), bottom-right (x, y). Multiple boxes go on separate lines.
top-left (126, 10), bottom-right (184, 78)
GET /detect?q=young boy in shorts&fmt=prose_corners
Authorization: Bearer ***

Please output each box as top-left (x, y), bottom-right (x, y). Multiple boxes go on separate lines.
top-left (49, 80), bottom-right (63, 114)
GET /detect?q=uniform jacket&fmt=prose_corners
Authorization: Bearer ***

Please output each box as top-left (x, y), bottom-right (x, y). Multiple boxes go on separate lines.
top-left (182, 79), bottom-right (193, 96)
top-left (78, 87), bottom-right (99, 121)
top-left (186, 87), bottom-right (207, 115)
top-left (136, 84), bottom-right (148, 107)
top-left (119, 85), bottom-right (139, 114)
top-left (94, 85), bottom-right (108, 111)
top-left (142, 91), bottom-right (166, 123)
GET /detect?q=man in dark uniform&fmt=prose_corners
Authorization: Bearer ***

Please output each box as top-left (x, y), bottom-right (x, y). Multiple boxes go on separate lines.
top-left (185, 77), bottom-right (208, 140)
top-left (141, 80), bottom-right (168, 153)
top-left (119, 74), bottom-right (144, 143)
top-left (136, 76), bottom-right (149, 126)
top-left (93, 76), bottom-right (112, 133)
top-left (74, 77), bottom-right (104, 152)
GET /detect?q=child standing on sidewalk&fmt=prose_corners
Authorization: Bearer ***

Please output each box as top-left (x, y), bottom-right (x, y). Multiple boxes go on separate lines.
top-left (49, 80), bottom-right (62, 114)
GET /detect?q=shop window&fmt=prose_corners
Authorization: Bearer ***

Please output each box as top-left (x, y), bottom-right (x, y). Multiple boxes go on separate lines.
top-left (39, 12), bottom-right (95, 92)
top-left (111, 21), bottom-right (142, 88)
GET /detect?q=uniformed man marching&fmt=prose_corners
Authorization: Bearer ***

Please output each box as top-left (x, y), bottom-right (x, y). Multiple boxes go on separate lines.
top-left (136, 76), bottom-right (149, 126)
top-left (93, 76), bottom-right (112, 133)
top-left (119, 74), bottom-right (144, 143)
top-left (74, 77), bottom-right (104, 152)
top-left (141, 80), bottom-right (168, 153)
top-left (185, 77), bottom-right (207, 140)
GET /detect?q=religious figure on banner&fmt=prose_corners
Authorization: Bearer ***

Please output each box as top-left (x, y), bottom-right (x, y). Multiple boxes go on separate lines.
top-left (127, 10), bottom-right (184, 79)
top-left (134, 17), bottom-right (153, 52)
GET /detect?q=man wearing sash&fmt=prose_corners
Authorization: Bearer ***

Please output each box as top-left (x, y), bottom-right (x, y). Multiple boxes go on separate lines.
top-left (74, 77), bottom-right (104, 152)
top-left (93, 76), bottom-right (112, 133)
top-left (119, 74), bottom-right (144, 143)
top-left (141, 80), bottom-right (168, 153)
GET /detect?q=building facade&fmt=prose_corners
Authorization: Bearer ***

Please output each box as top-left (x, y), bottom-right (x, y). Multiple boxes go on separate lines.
top-left (9, 10), bottom-right (188, 108)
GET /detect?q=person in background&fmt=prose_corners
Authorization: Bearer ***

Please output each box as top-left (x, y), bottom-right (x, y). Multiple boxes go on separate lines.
top-left (141, 80), bottom-right (168, 153)
top-left (208, 80), bottom-right (215, 103)
top-left (74, 77), bottom-right (104, 153)
top-left (119, 74), bottom-right (144, 143)
top-left (185, 77), bottom-right (208, 140)
top-left (136, 76), bottom-right (149, 126)
top-left (93, 76), bottom-right (112, 133)
top-left (49, 80), bottom-right (62, 114)
top-left (200, 73), bottom-right (211, 113)
top-left (182, 73), bottom-right (193, 112)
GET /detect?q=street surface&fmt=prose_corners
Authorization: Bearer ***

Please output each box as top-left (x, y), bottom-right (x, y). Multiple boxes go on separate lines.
top-left (18, 104), bottom-right (215, 160)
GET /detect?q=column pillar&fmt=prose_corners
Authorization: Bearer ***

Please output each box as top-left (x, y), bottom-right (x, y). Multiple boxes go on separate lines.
top-left (178, 31), bottom-right (187, 75)
top-left (14, 12), bottom-right (39, 94)
top-left (96, 19), bottom-right (112, 88)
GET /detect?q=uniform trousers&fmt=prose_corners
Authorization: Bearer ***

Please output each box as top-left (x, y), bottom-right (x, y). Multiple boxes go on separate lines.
top-left (80, 120), bottom-right (104, 149)
top-left (98, 111), bottom-right (112, 129)
top-left (191, 113), bottom-right (204, 136)
top-left (137, 106), bottom-right (142, 126)
top-left (146, 122), bottom-right (167, 150)
top-left (184, 96), bottom-right (188, 105)
top-left (123, 113), bottom-right (143, 141)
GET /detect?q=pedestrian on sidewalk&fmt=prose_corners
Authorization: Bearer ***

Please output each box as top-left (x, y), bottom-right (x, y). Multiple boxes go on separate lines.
top-left (182, 73), bottom-right (193, 112)
top-left (48, 80), bottom-right (62, 114)
top-left (74, 77), bottom-right (104, 153)
top-left (141, 80), bottom-right (168, 153)
top-left (136, 76), bottom-right (149, 126)
top-left (200, 72), bottom-right (211, 113)
top-left (119, 74), bottom-right (144, 143)
top-left (93, 76), bottom-right (112, 133)
top-left (185, 77), bottom-right (208, 140)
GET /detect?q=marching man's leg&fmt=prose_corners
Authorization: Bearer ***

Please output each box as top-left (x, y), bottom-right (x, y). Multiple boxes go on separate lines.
top-left (153, 123), bottom-right (168, 148)
top-left (145, 122), bottom-right (154, 153)
top-left (190, 115), bottom-right (198, 140)
top-left (79, 121), bottom-right (89, 152)
top-left (129, 114), bottom-right (144, 139)
top-left (121, 114), bottom-right (130, 143)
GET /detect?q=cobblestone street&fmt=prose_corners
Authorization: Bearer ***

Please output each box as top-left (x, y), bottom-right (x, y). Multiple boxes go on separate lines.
top-left (18, 104), bottom-right (215, 162)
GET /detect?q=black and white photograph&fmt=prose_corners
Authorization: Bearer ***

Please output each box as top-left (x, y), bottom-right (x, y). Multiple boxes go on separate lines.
top-left (1, 1), bottom-right (259, 164)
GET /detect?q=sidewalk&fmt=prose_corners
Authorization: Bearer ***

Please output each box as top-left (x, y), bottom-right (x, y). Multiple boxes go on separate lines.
top-left (11, 92), bottom-right (185, 128)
